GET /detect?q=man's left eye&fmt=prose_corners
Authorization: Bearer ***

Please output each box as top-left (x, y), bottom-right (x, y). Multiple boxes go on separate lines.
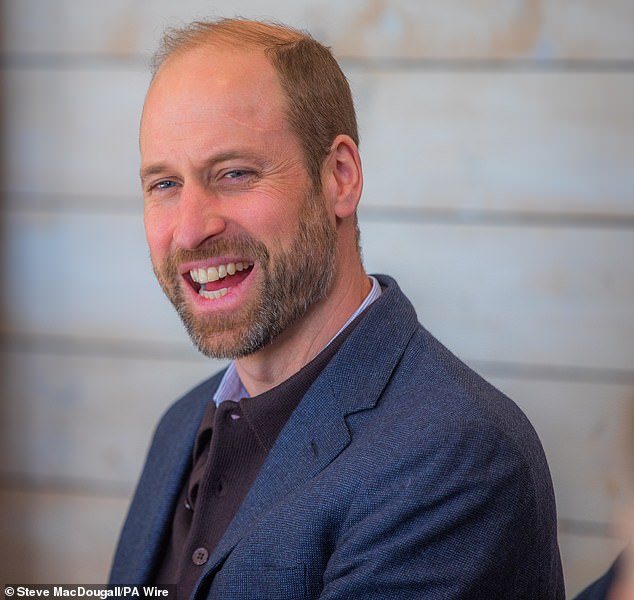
top-left (224, 169), bottom-right (252, 180)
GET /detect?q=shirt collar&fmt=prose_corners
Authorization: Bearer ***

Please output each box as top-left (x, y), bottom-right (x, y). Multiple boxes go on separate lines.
top-left (213, 275), bottom-right (382, 405)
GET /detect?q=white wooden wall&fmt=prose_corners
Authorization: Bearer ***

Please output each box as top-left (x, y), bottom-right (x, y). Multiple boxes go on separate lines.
top-left (1, 1), bottom-right (632, 596)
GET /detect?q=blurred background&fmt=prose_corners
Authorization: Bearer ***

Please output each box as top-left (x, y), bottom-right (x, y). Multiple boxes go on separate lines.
top-left (0, 1), bottom-right (632, 596)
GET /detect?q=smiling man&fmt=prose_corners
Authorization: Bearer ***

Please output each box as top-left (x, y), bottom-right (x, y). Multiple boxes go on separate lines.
top-left (110, 18), bottom-right (565, 599)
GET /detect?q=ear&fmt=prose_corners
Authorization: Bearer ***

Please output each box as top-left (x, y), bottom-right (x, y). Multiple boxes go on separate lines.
top-left (322, 134), bottom-right (363, 220)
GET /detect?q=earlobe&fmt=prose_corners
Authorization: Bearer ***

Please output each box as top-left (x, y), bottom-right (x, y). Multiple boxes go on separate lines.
top-left (324, 134), bottom-right (363, 220)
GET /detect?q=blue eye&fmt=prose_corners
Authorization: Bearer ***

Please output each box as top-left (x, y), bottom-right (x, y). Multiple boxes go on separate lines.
top-left (155, 180), bottom-right (177, 190)
top-left (225, 170), bottom-right (250, 179)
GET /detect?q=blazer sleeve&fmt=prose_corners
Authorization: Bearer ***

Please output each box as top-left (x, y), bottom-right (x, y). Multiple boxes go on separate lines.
top-left (317, 418), bottom-right (563, 600)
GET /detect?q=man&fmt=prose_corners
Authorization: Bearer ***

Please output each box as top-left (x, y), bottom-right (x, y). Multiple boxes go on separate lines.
top-left (110, 18), bottom-right (565, 599)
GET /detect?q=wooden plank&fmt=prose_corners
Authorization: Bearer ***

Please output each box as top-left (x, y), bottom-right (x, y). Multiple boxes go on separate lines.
top-left (0, 488), bottom-right (129, 583)
top-left (4, 67), bottom-right (632, 216)
top-left (3, 66), bottom-right (148, 201)
top-left (3, 0), bottom-right (633, 60)
top-left (2, 213), bottom-right (633, 372)
top-left (351, 70), bottom-right (634, 217)
top-left (0, 349), bottom-right (222, 485)
top-left (361, 221), bottom-right (634, 372)
top-left (0, 211), bottom-right (187, 344)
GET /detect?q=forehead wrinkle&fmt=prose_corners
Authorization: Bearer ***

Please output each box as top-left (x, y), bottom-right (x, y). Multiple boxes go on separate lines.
top-left (143, 95), bottom-right (288, 135)
top-left (140, 113), bottom-right (289, 160)
top-left (172, 115), bottom-right (286, 134)
top-left (223, 112), bottom-right (287, 133)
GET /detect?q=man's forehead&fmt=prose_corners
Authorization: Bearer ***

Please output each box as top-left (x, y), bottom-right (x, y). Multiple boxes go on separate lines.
top-left (151, 45), bottom-right (280, 101)
top-left (144, 45), bottom-right (287, 128)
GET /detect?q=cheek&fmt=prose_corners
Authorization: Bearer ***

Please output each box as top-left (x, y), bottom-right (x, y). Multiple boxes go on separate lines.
top-left (230, 199), bottom-right (296, 244)
top-left (259, 215), bottom-right (300, 256)
top-left (144, 207), bottom-right (174, 264)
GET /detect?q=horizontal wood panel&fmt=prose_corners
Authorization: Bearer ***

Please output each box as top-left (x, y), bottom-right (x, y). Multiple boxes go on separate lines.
top-left (0, 488), bottom-right (128, 583)
top-left (0, 348), bottom-right (221, 485)
top-left (352, 70), bottom-right (634, 216)
top-left (361, 221), bottom-right (634, 371)
top-left (0, 211), bottom-right (182, 344)
top-left (4, 67), bottom-right (632, 216)
top-left (3, 0), bottom-right (633, 60)
top-left (2, 66), bottom-right (147, 200)
top-left (1, 351), bottom-right (632, 526)
top-left (2, 212), bottom-right (632, 372)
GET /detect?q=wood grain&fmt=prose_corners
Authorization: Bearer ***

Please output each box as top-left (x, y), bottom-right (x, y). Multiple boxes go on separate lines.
top-left (3, 1), bottom-right (633, 60)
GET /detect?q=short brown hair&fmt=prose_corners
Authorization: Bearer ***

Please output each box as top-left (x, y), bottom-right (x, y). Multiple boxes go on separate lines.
top-left (151, 18), bottom-right (359, 190)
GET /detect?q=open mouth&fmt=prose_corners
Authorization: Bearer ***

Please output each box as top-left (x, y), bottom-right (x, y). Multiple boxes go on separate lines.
top-left (188, 261), bottom-right (254, 300)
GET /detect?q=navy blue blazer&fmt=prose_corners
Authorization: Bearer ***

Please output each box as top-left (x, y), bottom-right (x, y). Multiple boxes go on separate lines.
top-left (110, 275), bottom-right (564, 599)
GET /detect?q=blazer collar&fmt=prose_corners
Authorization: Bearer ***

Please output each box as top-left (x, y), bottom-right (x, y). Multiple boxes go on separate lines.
top-left (197, 274), bottom-right (419, 585)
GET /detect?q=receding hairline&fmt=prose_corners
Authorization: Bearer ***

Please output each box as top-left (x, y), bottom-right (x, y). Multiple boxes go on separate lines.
top-left (150, 18), bottom-right (314, 77)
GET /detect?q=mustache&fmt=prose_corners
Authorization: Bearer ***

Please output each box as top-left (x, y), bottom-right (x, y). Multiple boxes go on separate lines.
top-left (164, 235), bottom-right (270, 269)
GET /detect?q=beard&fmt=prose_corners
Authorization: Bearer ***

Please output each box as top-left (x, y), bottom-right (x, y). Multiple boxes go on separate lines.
top-left (153, 188), bottom-right (338, 359)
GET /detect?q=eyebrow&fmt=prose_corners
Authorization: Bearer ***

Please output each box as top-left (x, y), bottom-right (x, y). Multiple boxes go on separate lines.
top-left (140, 151), bottom-right (267, 182)
top-left (139, 164), bottom-right (169, 182)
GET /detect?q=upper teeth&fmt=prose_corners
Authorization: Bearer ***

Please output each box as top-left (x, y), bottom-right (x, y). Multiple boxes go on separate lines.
top-left (190, 262), bottom-right (251, 284)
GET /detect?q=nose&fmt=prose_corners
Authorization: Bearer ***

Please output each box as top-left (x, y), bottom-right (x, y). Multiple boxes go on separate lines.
top-left (172, 183), bottom-right (227, 250)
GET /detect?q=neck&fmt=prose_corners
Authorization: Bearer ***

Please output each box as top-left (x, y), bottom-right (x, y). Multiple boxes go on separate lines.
top-left (235, 264), bottom-right (371, 397)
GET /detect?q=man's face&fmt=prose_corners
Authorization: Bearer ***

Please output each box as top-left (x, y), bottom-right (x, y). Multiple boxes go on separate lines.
top-left (140, 46), bottom-right (337, 359)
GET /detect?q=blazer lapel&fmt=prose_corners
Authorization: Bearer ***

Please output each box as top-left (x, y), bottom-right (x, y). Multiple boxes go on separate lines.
top-left (201, 275), bottom-right (419, 578)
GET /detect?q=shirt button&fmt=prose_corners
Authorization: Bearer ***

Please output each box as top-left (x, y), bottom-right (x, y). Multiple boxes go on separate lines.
top-left (192, 546), bottom-right (209, 566)
top-left (224, 410), bottom-right (241, 423)
top-left (212, 478), bottom-right (226, 497)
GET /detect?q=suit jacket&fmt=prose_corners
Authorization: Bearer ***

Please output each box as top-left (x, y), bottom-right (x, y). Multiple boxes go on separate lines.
top-left (110, 275), bottom-right (564, 599)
